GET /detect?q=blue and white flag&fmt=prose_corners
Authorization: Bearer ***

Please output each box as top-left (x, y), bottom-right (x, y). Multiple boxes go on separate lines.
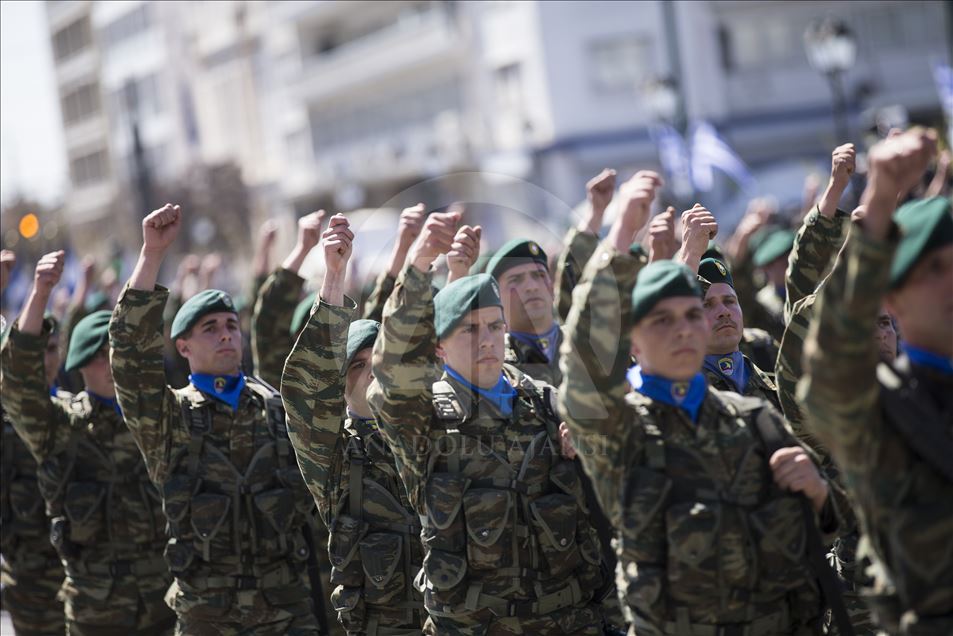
top-left (932, 62), bottom-right (953, 147)
top-left (650, 123), bottom-right (694, 199)
top-left (690, 121), bottom-right (756, 193)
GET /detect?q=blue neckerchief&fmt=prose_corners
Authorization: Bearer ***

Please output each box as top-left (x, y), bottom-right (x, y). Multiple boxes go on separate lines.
top-left (509, 322), bottom-right (561, 362)
top-left (445, 365), bottom-right (517, 417)
top-left (189, 373), bottom-right (247, 410)
top-left (49, 381), bottom-right (58, 397)
top-left (626, 365), bottom-right (707, 423)
top-left (346, 408), bottom-right (377, 431)
top-left (902, 344), bottom-right (953, 376)
top-left (88, 391), bottom-right (122, 416)
top-left (703, 351), bottom-right (749, 394)
top-left (775, 284), bottom-right (786, 301)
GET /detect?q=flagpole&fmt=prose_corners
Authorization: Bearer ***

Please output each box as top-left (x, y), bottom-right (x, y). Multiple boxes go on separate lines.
top-left (660, 1), bottom-right (694, 208)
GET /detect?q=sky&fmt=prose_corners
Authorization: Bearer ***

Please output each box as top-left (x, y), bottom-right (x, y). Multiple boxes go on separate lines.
top-left (0, 0), bottom-right (68, 207)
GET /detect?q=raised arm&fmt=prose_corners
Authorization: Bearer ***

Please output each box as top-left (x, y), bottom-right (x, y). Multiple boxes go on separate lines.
top-left (555, 169), bottom-right (615, 322)
top-left (109, 204), bottom-right (182, 484)
top-left (252, 211), bottom-right (323, 385)
top-left (676, 204), bottom-right (718, 273)
top-left (363, 204), bottom-right (425, 321)
top-left (559, 170), bottom-right (659, 524)
top-left (282, 214), bottom-right (356, 524)
top-left (799, 130), bottom-right (936, 470)
top-left (367, 211), bottom-right (456, 509)
top-left (445, 222), bottom-right (482, 284)
top-left (1, 251), bottom-right (73, 461)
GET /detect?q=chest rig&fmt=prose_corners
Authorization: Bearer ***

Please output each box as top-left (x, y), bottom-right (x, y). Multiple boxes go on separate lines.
top-left (620, 389), bottom-right (817, 627)
top-left (418, 367), bottom-right (607, 619)
top-left (39, 393), bottom-right (167, 577)
top-left (326, 417), bottom-right (425, 634)
top-left (160, 376), bottom-right (315, 592)
top-left (1, 413), bottom-right (55, 558)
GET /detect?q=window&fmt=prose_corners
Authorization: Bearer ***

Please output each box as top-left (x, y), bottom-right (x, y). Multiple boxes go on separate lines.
top-left (108, 74), bottom-right (164, 129)
top-left (723, 17), bottom-right (803, 71)
top-left (69, 148), bottom-right (109, 186)
top-left (494, 63), bottom-right (523, 112)
top-left (861, 2), bottom-right (944, 50)
top-left (52, 16), bottom-right (91, 61)
top-left (61, 82), bottom-right (101, 125)
top-left (101, 4), bottom-right (151, 49)
top-left (588, 35), bottom-right (652, 92)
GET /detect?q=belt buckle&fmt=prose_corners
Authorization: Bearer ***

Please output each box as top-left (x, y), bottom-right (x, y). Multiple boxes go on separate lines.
top-left (236, 575), bottom-right (257, 590)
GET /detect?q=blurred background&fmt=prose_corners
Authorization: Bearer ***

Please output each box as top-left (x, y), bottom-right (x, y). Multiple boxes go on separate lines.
top-left (1, 0), bottom-right (951, 316)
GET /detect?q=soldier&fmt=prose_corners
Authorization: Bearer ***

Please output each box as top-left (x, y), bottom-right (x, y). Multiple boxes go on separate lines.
top-left (559, 170), bottom-right (850, 636)
top-left (109, 204), bottom-right (321, 635)
top-left (1, 250), bottom-right (175, 636)
top-left (366, 209), bottom-right (610, 634)
top-left (281, 214), bottom-right (425, 635)
top-left (800, 129), bottom-right (953, 635)
top-left (363, 205), bottom-right (426, 323)
top-left (1, 252), bottom-right (66, 636)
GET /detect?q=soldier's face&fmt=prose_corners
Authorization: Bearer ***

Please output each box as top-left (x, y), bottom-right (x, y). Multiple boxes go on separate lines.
top-left (630, 297), bottom-right (708, 381)
top-left (175, 312), bottom-right (243, 376)
top-left (436, 306), bottom-right (506, 390)
top-left (345, 348), bottom-right (374, 419)
top-left (703, 283), bottom-right (744, 355)
top-left (79, 347), bottom-right (115, 398)
top-left (45, 333), bottom-right (60, 388)
top-left (886, 244), bottom-right (953, 358)
top-left (498, 263), bottom-right (555, 333)
top-left (875, 309), bottom-right (897, 363)
top-left (762, 255), bottom-right (789, 288)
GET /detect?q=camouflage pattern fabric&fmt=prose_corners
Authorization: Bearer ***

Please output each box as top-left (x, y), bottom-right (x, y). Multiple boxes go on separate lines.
top-left (799, 222), bottom-right (953, 635)
top-left (108, 285), bottom-right (320, 634)
top-left (362, 272), bottom-right (396, 323)
top-left (1, 324), bottom-right (175, 635)
top-left (281, 296), bottom-right (424, 635)
top-left (558, 241), bottom-right (848, 636)
top-left (702, 354), bottom-right (781, 411)
top-left (502, 329), bottom-right (563, 386)
top-left (732, 253), bottom-right (785, 342)
top-left (554, 228), bottom-right (600, 324)
top-left (1, 406), bottom-right (65, 636)
top-left (366, 264), bottom-right (608, 635)
top-left (252, 267), bottom-right (305, 388)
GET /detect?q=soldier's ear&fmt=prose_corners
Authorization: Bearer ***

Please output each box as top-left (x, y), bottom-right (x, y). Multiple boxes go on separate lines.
top-left (435, 342), bottom-right (447, 361)
top-left (174, 337), bottom-right (190, 359)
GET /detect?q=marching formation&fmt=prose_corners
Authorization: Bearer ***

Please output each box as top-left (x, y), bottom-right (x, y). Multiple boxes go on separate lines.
top-left (0, 128), bottom-right (950, 636)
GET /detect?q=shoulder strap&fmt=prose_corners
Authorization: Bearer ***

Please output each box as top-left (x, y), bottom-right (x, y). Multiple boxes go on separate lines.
top-left (626, 393), bottom-right (666, 470)
top-left (433, 380), bottom-right (467, 421)
top-left (345, 433), bottom-right (367, 522)
top-left (248, 375), bottom-right (292, 467)
top-left (177, 391), bottom-right (211, 480)
top-left (751, 407), bottom-right (854, 636)
top-left (877, 362), bottom-right (953, 483)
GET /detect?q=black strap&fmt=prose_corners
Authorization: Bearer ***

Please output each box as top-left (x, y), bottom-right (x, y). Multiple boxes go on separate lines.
top-left (752, 408), bottom-right (853, 636)
top-left (301, 526), bottom-right (330, 635)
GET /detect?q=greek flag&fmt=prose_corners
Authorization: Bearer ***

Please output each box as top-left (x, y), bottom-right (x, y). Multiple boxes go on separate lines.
top-left (690, 121), bottom-right (756, 193)
top-left (650, 123), bottom-right (694, 199)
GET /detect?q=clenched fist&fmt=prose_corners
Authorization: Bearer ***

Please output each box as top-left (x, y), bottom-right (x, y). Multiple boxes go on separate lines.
top-left (33, 250), bottom-right (65, 295)
top-left (142, 204), bottom-right (182, 254)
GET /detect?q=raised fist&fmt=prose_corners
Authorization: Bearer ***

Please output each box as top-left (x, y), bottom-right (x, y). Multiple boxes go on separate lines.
top-left (586, 168), bottom-right (617, 216)
top-left (297, 210), bottom-right (326, 253)
top-left (681, 204), bottom-right (718, 257)
top-left (1, 249), bottom-right (15, 294)
top-left (34, 250), bottom-right (65, 295)
top-left (142, 204), bottom-right (182, 254)
top-left (616, 170), bottom-right (663, 235)
top-left (397, 204), bottom-right (427, 248)
top-left (648, 206), bottom-right (678, 262)
top-left (447, 225), bottom-right (482, 282)
top-left (866, 129), bottom-right (938, 201)
top-left (411, 210), bottom-right (461, 264)
top-left (322, 214), bottom-right (354, 275)
top-left (830, 143), bottom-right (856, 188)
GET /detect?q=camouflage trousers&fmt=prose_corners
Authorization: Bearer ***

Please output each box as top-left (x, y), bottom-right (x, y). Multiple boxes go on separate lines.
top-left (824, 532), bottom-right (878, 636)
top-left (423, 603), bottom-right (604, 636)
top-left (60, 567), bottom-right (175, 636)
top-left (1, 558), bottom-right (65, 635)
top-left (174, 613), bottom-right (321, 636)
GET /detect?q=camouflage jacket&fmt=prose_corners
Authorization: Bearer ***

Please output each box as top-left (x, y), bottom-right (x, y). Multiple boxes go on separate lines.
top-left (554, 228), bottom-right (600, 324)
top-left (1, 322), bottom-right (171, 628)
top-left (733, 254), bottom-right (785, 342)
top-left (799, 222), bottom-right (953, 631)
top-left (776, 208), bottom-right (848, 459)
top-left (702, 354), bottom-right (781, 412)
top-left (253, 267), bottom-right (305, 388)
top-left (109, 284), bottom-right (318, 625)
top-left (281, 295), bottom-right (424, 633)
top-left (367, 264), bottom-right (608, 628)
top-left (559, 242), bottom-right (847, 635)
top-left (363, 271), bottom-right (396, 323)
top-left (503, 328), bottom-right (564, 386)
top-left (739, 327), bottom-right (779, 377)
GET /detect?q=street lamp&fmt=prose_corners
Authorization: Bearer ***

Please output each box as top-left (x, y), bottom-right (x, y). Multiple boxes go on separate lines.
top-left (804, 17), bottom-right (857, 142)
top-left (643, 76), bottom-right (679, 124)
top-left (642, 75), bottom-right (694, 203)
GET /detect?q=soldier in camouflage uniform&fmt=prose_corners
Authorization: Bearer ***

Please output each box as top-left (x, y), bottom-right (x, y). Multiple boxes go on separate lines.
top-left (367, 209), bottom-right (609, 634)
top-left (773, 142), bottom-right (879, 636)
top-left (1, 250), bottom-right (175, 636)
top-left (282, 214), bottom-right (425, 635)
top-left (108, 204), bottom-right (321, 635)
top-left (1, 309), bottom-right (66, 635)
top-left (559, 171), bottom-right (849, 636)
top-left (800, 130), bottom-right (953, 635)
top-left (362, 205), bottom-right (426, 323)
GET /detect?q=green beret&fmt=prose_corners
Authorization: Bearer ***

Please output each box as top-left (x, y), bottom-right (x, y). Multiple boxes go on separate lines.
top-left (698, 258), bottom-right (734, 290)
top-left (65, 310), bottom-right (112, 372)
top-left (631, 261), bottom-right (703, 325)
top-left (434, 274), bottom-right (503, 339)
top-left (84, 290), bottom-right (109, 313)
top-left (891, 197), bottom-right (953, 289)
top-left (486, 238), bottom-right (548, 280)
top-left (171, 289), bottom-right (238, 340)
top-left (752, 229), bottom-right (795, 267)
top-left (470, 254), bottom-right (492, 276)
top-left (290, 293), bottom-right (318, 337)
top-left (343, 320), bottom-right (380, 374)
